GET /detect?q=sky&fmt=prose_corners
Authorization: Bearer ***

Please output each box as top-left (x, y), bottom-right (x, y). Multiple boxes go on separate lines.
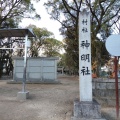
top-left (19, 0), bottom-right (63, 41)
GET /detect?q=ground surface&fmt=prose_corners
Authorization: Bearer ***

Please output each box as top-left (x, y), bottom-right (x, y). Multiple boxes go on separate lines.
top-left (0, 75), bottom-right (119, 120)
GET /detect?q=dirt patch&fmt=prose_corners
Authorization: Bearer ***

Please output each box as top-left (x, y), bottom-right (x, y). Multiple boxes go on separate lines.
top-left (0, 75), bottom-right (119, 120)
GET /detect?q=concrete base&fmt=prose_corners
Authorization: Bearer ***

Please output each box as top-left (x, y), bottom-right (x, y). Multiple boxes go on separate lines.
top-left (7, 80), bottom-right (60, 84)
top-left (17, 91), bottom-right (29, 100)
top-left (71, 117), bottom-right (106, 120)
top-left (71, 99), bottom-right (106, 120)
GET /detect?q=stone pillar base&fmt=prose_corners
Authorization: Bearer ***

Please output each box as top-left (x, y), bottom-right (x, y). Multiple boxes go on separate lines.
top-left (71, 99), bottom-right (106, 120)
top-left (71, 117), bottom-right (106, 120)
top-left (17, 91), bottom-right (29, 100)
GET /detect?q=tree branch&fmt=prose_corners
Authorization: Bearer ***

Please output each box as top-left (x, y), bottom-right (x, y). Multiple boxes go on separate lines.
top-left (62, 0), bottom-right (76, 19)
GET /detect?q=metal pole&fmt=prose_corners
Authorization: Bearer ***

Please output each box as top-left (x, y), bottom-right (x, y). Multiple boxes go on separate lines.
top-left (114, 56), bottom-right (119, 119)
top-left (22, 34), bottom-right (28, 92)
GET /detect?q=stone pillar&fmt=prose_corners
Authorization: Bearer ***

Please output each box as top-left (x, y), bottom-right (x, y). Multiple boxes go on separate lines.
top-left (79, 9), bottom-right (92, 102)
top-left (71, 9), bottom-right (106, 120)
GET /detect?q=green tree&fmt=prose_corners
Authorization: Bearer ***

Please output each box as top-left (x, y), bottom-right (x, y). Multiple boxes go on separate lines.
top-left (45, 0), bottom-right (120, 76)
top-left (21, 25), bottom-right (54, 57)
top-left (57, 54), bottom-right (66, 67)
top-left (0, 0), bottom-right (40, 27)
top-left (42, 38), bottom-right (63, 57)
top-left (20, 25), bottom-right (63, 58)
top-left (14, 24), bottom-right (51, 57)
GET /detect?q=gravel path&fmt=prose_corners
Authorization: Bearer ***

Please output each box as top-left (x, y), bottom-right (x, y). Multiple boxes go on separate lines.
top-left (0, 75), bottom-right (119, 120)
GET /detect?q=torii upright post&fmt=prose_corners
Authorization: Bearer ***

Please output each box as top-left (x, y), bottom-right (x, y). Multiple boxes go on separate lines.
top-left (71, 9), bottom-right (106, 120)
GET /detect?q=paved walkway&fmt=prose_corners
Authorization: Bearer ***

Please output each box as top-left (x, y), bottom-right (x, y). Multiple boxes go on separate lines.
top-left (0, 75), bottom-right (119, 120)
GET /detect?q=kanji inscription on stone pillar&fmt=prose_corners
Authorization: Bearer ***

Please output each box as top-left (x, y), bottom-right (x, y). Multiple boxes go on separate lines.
top-left (79, 10), bottom-right (92, 102)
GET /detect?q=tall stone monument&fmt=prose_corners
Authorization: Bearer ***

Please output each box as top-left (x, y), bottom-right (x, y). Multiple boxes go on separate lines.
top-left (71, 9), bottom-right (106, 120)
top-left (79, 9), bottom-right (92, 102)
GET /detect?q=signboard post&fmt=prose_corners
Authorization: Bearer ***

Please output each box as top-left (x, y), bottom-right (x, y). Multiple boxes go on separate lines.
top-left (105, 34), bottom-right (120, 119)
top-left (114, 56), bottom-right (119, 119)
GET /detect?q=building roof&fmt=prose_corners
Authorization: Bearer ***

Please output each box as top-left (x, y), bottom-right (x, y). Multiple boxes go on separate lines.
top-left (0, 28), bottom-right (35, 38)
